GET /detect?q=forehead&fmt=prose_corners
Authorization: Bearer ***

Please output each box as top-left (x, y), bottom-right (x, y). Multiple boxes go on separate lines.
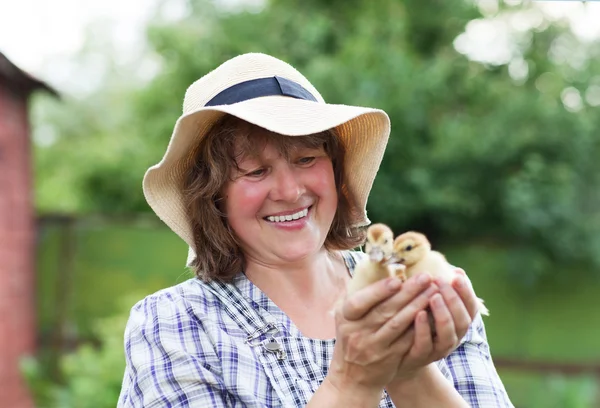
top-left (232, 124), bottom-right (325, 162)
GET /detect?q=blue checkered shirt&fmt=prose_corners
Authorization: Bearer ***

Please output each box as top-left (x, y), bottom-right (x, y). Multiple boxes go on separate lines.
top-left (118, 250), bottom-right (514, 407)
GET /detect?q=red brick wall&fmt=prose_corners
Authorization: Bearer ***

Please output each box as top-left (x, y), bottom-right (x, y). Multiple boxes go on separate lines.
top-left (0, 87), bottom-right (36, 407)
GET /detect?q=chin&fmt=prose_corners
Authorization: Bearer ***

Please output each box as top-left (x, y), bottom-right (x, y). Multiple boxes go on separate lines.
top-left (276, 240), bottom-right (323, 261)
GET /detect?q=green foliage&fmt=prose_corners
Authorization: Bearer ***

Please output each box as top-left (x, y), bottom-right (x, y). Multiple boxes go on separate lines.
top-left (36, 220), bottom-right (189, 339)
top-left (32, 0), bottom-right (600, 285)
top-left (23, 296), bottom-right (139, 408)
top-left (500, 371), bottom-right (599, 408)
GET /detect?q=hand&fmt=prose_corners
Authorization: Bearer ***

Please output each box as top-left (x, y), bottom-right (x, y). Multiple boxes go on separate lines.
top-left (388, 268), bottom-right (480, 384)
top-left (327, 273), bottom-right (439, 396)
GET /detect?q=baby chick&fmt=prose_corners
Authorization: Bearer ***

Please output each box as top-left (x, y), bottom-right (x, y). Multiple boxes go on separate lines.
top-left (346, 223), bottom-right (406, 296)
top-left (390, 231), bottom-right (489, 316)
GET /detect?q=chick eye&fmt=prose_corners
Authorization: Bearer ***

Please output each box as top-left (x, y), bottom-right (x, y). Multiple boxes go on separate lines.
top-left (405, 245), bottom-right (413, 251)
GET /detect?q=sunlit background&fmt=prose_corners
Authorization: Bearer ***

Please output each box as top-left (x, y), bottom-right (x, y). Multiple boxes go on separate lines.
top-left (1, 0), bottom-right (600, 407)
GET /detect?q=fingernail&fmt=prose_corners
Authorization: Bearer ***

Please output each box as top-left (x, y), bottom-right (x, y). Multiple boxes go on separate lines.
top-left (454, 276), bottom-right (465, 288)
top-left (387, 278), bottom-right (402, 290)
top-left (417, 274), bottom-right (430, 285)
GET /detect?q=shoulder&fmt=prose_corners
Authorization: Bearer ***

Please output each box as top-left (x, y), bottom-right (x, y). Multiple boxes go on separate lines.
top-left (130, 277), bottom-right (212, 310)
top-left (119, 279), bottom-right (242, 407)
top-left (122, 278), bottom-right (239, 370)
top-left (125, 278), bottom-right (224, 335)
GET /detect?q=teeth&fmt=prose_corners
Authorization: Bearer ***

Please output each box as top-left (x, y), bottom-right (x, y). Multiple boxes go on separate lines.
top-left (267, 208), bottom-right (308, 223)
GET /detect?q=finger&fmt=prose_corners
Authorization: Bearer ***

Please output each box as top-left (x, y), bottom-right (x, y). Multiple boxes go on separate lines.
top-left (453, 267), bottom-right (466, 277)
top-left (371, 274), bottom-right (433, 321)
top-left (408, 310), bottom-right (434, 359)
top-left (389, 325), bottom-right (415, 357)
top-left (452, 275), bottom-right (479, 320)
top-left (438, 279), bottom-right (471, 340)
top-left (377, 284), bottom-right (439, 345)
top-left (343, 277), bottom-right (403, 321)
top-left (430, 294), bottom-right (458, 354)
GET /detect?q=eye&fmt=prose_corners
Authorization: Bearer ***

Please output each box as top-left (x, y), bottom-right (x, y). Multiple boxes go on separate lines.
top-left (297, 156), bottom-right (316, 165)
top-left (245, 168), bottom-right (266, 177)
top-left (405, 245), bottom-right (413, 251)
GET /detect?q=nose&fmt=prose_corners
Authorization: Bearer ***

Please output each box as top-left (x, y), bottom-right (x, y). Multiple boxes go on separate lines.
top-left (269, 164), bottom-right (304, 202)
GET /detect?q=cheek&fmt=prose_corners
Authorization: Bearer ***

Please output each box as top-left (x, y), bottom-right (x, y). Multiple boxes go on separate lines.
top-left (315, 176), bottom-right (337, 200)
top-left (306, 161), bottom-right (338, 208)
top-left (225, 181), bottom-right (269, 220)
top-left (316, 161), bottom-right (337, 195)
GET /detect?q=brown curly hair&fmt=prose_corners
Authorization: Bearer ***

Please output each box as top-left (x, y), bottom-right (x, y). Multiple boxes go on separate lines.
top-left (183, 114), bottom-right (366, 282)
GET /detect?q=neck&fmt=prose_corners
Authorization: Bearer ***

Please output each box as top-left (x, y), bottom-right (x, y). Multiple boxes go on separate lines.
top-left (244, 249), bottom-right (347, 305)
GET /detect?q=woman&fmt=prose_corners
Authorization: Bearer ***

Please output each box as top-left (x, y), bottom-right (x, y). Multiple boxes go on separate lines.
top-left (118, 53), bottom-right (513, 407)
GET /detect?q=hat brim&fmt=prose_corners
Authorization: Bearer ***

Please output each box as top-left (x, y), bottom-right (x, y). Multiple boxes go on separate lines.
top-left (142, 95), bottom-right (390, 263)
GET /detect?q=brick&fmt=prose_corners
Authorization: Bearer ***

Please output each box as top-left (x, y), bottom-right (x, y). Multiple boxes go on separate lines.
top-left (0, 73), bottom-right (37, 408)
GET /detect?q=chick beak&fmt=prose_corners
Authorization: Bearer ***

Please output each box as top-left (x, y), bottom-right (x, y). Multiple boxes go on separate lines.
top-left (386, 255), bottom-right (404, 265)
top-left (369, 247), bottom-right (384, 262)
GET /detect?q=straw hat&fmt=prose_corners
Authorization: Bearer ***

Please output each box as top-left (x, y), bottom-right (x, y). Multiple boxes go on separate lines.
top-left (142, 53), bottom-right (391, 265)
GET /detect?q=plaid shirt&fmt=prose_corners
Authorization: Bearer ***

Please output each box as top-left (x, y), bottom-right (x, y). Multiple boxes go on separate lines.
top-left (118, 250), bottom-right (514, 407)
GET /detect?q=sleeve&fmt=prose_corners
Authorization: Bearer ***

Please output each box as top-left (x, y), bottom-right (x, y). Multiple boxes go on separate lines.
top-left (437, 314), bottom-right (515, 408)
top-left (117, 293), bottom-right (238, 408)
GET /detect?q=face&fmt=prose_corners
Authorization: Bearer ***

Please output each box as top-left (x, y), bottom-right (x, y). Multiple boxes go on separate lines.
top-left (392, 233), bottom-right (430, 266)
top-left (365, 224), bottom-right (394, 262)
top-left (222, 130), bottom-right (338, 266)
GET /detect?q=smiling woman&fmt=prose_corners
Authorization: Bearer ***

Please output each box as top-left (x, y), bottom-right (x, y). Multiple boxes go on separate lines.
top-left (117, 53), bottom-right (514, 408)
top-left (183, 114), bottom-right (362, 282)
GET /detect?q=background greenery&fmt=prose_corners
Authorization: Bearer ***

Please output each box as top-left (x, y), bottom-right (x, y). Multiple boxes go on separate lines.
top-left (26, 0), bottom-right (600, 406)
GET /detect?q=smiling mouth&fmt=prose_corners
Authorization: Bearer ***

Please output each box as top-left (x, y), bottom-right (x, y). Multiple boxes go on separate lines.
top-left (264, 207), bottom-right (310, 223)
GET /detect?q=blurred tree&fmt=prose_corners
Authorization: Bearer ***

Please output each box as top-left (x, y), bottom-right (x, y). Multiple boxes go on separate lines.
top-left (22, 294), bottom-right (139, 408)
top-left (33, 0), bottom-right (600, 284)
